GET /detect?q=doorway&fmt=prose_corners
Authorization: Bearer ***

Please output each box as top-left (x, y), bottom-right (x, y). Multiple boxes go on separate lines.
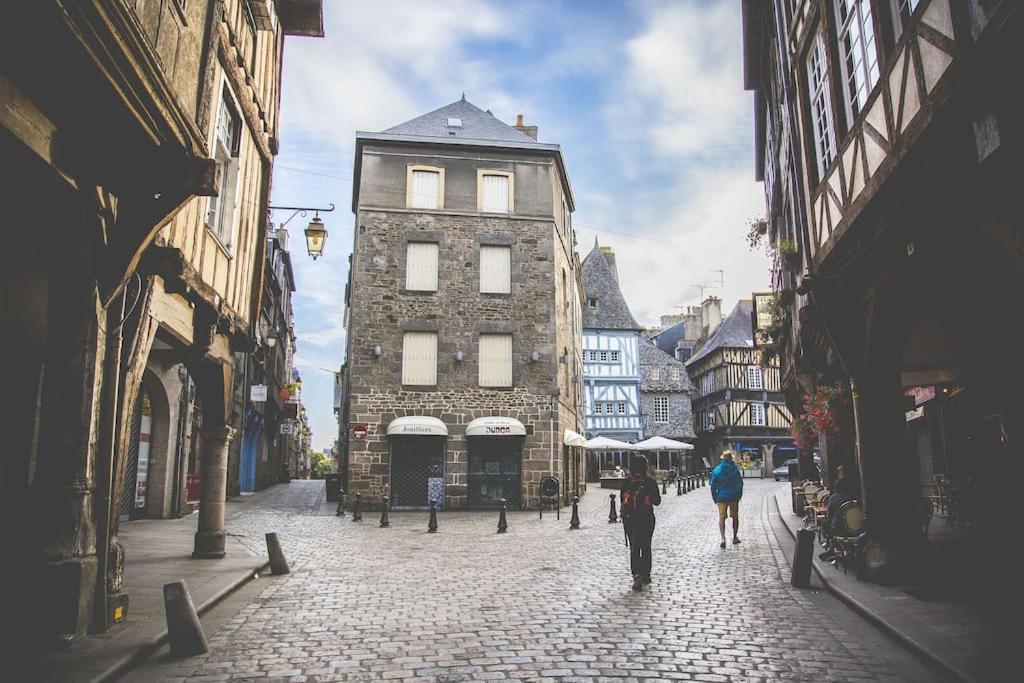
top-left (390, 436), bottom-right (444, 509)
top-left (467, 437), bottom-right (523, 509)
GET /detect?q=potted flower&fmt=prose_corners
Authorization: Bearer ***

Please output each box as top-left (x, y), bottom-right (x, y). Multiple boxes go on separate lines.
top-left (775, 238), bottom-right (802, 269)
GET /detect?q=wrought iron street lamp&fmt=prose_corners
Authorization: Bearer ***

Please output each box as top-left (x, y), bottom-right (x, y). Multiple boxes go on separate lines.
top-left (267, 203), bottom-right (335, 260)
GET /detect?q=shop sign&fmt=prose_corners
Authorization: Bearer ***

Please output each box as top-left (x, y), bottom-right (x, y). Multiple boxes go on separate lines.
top-left (905, 407), bottom-right (925, 422)
top-left (352, 424), bottom-right (368, 440)
top-left (250, 384), bottom-right (268, 402)
top-left (906, 385), bottom-right (936, 405)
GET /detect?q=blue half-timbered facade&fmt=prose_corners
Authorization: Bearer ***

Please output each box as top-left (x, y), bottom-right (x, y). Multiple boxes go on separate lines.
top-left (581, 244), bottom-right (644, 477)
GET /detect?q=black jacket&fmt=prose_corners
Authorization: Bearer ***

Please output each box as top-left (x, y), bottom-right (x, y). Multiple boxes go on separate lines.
top-left (620, 473), bottom-right (662, 523)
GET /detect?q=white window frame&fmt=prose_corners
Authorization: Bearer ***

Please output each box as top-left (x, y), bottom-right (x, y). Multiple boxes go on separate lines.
top-left (835, 0), bottom-right (880, 122)
top-left (670, 367), bottom-right (681, 381)
top-left (704, 409), bottom-right (717, 430)
top-left (207, 82), bottom-right (243, 252)
top-left (406, 165), bottom-right (445, 210)
top-left (807, 32), bottom-right (837, 179)
top-left (747, 365), bottom-right (764, 390)
top-left (599, 350), bottom-right (608, 363)
top-left (405, 241), bottom-right (439, 292)
top-left (750, 402), bottom-right (767, 427)
top-left (654, 396), bottom-right (669, 424)
top-left (616, 401), bottom-right (626, 416)
top-left (609, 350), bottom-right (620, 363)
top-left (478, 333), bottom-right (513, 388)
top-left (477, 170), bottom-right (514, 214)
top-left (587, 298), bottom-right (598, 309)
top-left (401, 332), bottom-right (437, 386)
top-left (479, 244), bottom-right (512, 294)
top-left (891, 0), bottom-right (920, 38)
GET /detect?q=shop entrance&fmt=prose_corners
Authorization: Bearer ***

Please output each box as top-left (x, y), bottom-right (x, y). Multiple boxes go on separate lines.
top-left (467, 437), bottom-right (523, 509)
top-left (390, 436), bottom-right (444, 509)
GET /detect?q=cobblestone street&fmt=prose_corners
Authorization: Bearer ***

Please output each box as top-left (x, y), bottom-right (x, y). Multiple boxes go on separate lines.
top-left (128, 479), bottom-right (935, 682)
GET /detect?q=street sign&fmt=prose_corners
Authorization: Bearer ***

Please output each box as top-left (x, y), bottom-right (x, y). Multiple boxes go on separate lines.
top-left (280, 422), bottom-right (294, 435)
top-left (352, 424), bottom-right (367, 440)
top-left (250, 384), bottom-right (268, 402)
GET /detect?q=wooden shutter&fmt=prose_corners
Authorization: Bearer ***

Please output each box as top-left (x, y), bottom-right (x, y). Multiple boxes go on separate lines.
top-left (402, 332), bottom-right (437, 385)
top-left (479, 334), bottom-right (512, 387)
top-left (405, 242), bottom-right (438, 291)
top-left (479, 245), bottom-right (511, 293)
top-left (481, 174), bottom-right (509, 213)
top-left (410, 170), bottom-right (440, 209)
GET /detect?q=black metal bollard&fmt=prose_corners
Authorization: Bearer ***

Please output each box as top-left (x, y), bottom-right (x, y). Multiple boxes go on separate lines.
top-left (676, 475), bottom-right (682, 496)
top-left (497, 498), bottom-right (508, 533)
top-left (336, 488), bottom-right (345, 516)
top-left (379, 492), bottom-right (390, 528)
top-left (608, 493), bottom-right (618, 523)
top-left (351, 492), bottom-right (363, 521)
top-left (690, 475), bottom-right (696, 492)
top-left (662, 478), bottom-right (667, 494)
top-left (569, 496), bottom-right (580, 530)
top-left (428, 500), bottom-right (438, 533)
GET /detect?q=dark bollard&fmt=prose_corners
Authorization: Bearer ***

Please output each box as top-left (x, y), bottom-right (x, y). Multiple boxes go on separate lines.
top-left (379, 493), bottom-right (390, 528)
top-left (569, 496), bottom-right (581, 530)
top-left (792, 528), bottom-right (815, 588)
top-left (351, 492), bottom-right (363, 521)
top-left (336, 488), bottom-right (345, 516)
top-left (163, 580), bottom-right (209, 657)
top-left (265, 532), bottom-right (290, 575)
top-left (428, 500), bottom-right (438, 533)
top-left (662, 478), bottom-right (667, 494)
top-left (608, 493), bottom-right (618, 523)
top-left (497, 498), bottom-right (508, 533)
top-left (676, 475), bottom-right (682, 496)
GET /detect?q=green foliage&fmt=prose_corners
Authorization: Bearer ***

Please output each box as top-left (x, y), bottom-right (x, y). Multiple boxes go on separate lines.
top-left (309, 451), bottom-right (332, 479)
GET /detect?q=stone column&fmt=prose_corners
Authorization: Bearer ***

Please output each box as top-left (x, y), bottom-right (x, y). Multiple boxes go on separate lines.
top-left (193, 425), bottom-right (235, 558)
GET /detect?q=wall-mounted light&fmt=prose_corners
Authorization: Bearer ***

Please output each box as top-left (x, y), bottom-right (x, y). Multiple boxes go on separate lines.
top-left (455, 350), bottom-right (464, 362)
top-left (531, 351), bottom-right (541, 362)
top-left (265, 328), bottom-right (279, 348)
top-left (372, 344), bottom-right (382, 357)
top-left (559, 351), bottom-right (569, 364)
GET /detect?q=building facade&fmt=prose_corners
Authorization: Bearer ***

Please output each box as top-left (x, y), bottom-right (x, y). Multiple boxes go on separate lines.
top-left (638, 338), bottom-right (698, 471)
top-left (686, 300), bottom-right (794, 469)
top-left (581, 244), bottom-right (644, 476)
top-left (1, 0), bottom-right (322, 644)
top-left (341, 98), bottom-right (585, 510)
top-left (742, 0), bottom-right (1021, 578)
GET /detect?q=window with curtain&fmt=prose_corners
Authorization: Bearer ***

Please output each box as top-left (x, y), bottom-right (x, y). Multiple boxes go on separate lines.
top-left (835, 0), bottom-right (880, 121)
top-left (747, 365), bottom-right (764, 390)
top-left (410, 169), bottom-right (441, 209)
top-left (807, 32), bottom-right (837, 179)
top-left (479, 334), bottom-right (513, 387)
top-left (401, 332), bottom-right (437, 386)
top-left (479, 245), bottom-right (511, 293)
top-left (405, 242), bottom-right (438, 291)
top-left (481, 173), bottom-right (510, 213)
top-left (750, 402), bottom-right (766, 426)
top-left (654, 396), bottom-right (669, 423)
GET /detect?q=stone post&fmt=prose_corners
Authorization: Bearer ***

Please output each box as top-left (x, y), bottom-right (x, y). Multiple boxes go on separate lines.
top-left (193, 425), bottom-right (235, 558)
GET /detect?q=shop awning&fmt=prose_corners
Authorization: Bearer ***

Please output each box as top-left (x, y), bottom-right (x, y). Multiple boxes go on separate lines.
top-left (386, 416), bottom-right (448, 437)
top-left (634, 436), bottom-right (694, 451)
top-left (465, 416), bottom-right (526, 437)
top-left (563, 429), bottom-right (587, 447)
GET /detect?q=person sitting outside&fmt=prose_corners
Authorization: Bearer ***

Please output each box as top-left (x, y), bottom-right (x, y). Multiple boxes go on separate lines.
top-left (613, 465), bottom-right (625, 478)
top-left (819, 475), bottom-right (857, 561)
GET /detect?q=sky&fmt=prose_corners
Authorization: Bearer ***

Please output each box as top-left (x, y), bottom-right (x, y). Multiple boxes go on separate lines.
top-left (270, 0), bottom-right (771, 451)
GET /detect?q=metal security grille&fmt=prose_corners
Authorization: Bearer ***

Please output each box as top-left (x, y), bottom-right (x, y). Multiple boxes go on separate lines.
top-left (390, 437), bottom-right (444, 509)
top-left (119, 396), bottom-right (143, 520)
top-left (467, 438), bottom-right (522, 509)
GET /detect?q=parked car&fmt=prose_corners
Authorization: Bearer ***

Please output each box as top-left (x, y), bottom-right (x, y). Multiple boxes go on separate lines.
top-left (773, 457), bottom-right (821, 481)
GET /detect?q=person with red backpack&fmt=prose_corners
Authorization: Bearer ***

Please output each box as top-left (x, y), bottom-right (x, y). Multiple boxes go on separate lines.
top-left (710, 450), bottom-right (744, 548)
top-left (620, 454), bottom-right (661, 591)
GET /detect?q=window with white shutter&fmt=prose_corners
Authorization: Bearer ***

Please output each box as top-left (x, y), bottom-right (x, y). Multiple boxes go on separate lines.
top-left (479, 245), bottom-right (511, 293)
top-left (747, 365), bottom-right (763, 390)
top-left (479, 334), bottom-right (512, 387)
top-left (479, 171), bottom-right (513, 213)
top-left (408, 167), bottom-right (443, 209)
top-left (401, 332), bottom-right (437, 386)
top-left (405, 242), bottom-right (438, 291)
top-left (750, 403), bottom-right (766, 426)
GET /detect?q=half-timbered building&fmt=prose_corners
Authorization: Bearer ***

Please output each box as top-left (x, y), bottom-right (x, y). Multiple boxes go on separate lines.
top-left (581, 244), bottom-right (644, 476)
top-left (686, 300), bottom-right (794, 470)
top-left (743, 0), bottom-right (1022, 580)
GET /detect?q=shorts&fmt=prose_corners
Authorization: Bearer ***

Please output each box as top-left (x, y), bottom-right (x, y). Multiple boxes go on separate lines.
top-left (716, 501), bottom-right (739, 519)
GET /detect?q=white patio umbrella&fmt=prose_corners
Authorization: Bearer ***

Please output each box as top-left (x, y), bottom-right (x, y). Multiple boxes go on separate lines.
top-left (583, 436), bottom-right (636, 450)
top-left (634, 436), bottom-right (694, 472)
top-left (563, 429), bottom-right (587, 447)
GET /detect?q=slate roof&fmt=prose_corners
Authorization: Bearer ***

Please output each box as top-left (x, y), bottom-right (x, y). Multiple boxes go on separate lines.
top-left (639, 338), bottom-right (694, 393)
top-left (685, 300), bottom-right (754, 367)
top-left (581, 245), bottom-right (642, 331)
top-left (383, 97), bottom-right (539, 144)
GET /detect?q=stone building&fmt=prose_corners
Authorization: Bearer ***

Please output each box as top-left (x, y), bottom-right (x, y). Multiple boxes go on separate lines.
top-left (742, 0), bottom-right (1022, 580)
top-left (638, 338), bottom-right (697, 471)
top-left (340, 98), bottom-right (585, 510)
top-left (1, 0), bottom-right (322, 644)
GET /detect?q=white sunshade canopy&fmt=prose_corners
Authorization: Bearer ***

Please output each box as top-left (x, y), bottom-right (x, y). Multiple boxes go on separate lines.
top-left (386, 416), bottom-right (448, 437)
top-left (563, 429), bottom-right (587, 447)
top-left (634, 436), bottom-right (694, 451)
top-left (465, 416), bottom-right (526, 437)
top-left (584, 436), bottom-right (636, 451)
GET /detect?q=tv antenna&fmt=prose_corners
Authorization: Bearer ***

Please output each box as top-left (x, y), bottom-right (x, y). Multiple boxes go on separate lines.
top-left (689, 283), bottom-right (712, 301)
top-left (710, 269), bottom-right (725, 295)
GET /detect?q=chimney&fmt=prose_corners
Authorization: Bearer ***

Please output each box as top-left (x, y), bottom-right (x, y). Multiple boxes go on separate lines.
top-left (599, 246), bottom-right (619, 283)
top-left (701, 296), bottom-right (722, 339)
top-left (514, 113), bottom-right (538, 140)
top-left (683, 306), bottom-right (702, 341)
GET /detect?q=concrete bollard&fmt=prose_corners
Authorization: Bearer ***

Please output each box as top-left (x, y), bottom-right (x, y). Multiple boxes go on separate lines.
top-left (351, 492), bottom-right (363, 521)
top-left (497, 498), bottom-right (508, 533)
top-left (265, 533), bottom-right (290, 575)
top-left (676, 476), bottom-right (682, 496)
top-left (163, 580), bottom-right (209, 658)
top-left (428, 500), bottom-right (438, 533)
top-left (379, 493), bottom-right (390, 528)
top-left (608, 493), bottom-right (618, 523)
top-left (569, 496), bottom-right (580, 530)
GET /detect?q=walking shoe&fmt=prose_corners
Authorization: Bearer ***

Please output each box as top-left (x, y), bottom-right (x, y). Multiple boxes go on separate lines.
top-left (733, 537), bottom-right (741, 545)
top-left (631, 576), bottom-right (643, 591)
top-left (719, 540), bottom-right (726, 549)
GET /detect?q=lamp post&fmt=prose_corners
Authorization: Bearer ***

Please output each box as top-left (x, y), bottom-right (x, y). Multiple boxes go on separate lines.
top-left (267, 204), bottom-right (335, 259)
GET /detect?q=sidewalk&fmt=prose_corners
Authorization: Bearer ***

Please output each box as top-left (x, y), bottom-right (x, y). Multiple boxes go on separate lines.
top-left (15, 489), bottom-right (286, 682)
top-left (772, 488), bottom-right (1006, 683)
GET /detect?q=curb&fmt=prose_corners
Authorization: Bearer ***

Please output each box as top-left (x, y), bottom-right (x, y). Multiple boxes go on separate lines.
top-left (95, 560), bottom-right (271, 683)
top-left (771, 495), bottom-right (972, 683)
